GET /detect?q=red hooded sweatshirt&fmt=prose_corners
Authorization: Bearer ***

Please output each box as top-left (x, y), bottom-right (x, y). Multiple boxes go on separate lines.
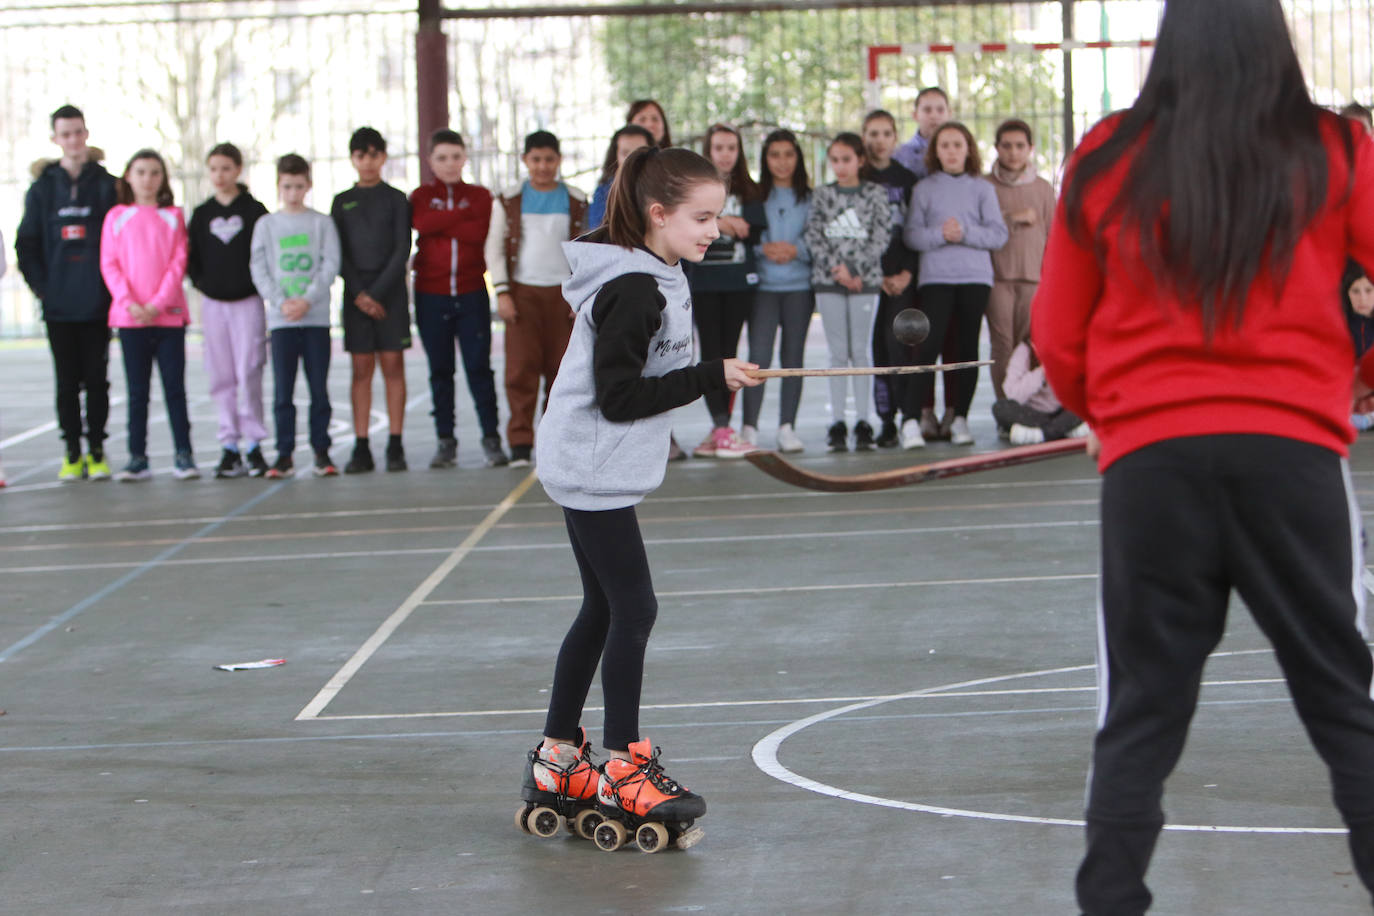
top-left (410, 178), bottom-right (492, 297)
top-left (1033, 111), bottom-right (1374, 471)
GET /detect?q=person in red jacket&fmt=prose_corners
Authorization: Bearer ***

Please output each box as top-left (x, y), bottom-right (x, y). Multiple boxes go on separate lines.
top-left (1033, 2), bottom-right (1374, 912)
top-left (410, 129), bottom-right (507, 469)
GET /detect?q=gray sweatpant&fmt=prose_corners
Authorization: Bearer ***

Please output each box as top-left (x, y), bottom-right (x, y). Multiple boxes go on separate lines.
top-left (815, 290), bottom-right (878, 424)
top-left (743, 289), bottom-right (814, 429)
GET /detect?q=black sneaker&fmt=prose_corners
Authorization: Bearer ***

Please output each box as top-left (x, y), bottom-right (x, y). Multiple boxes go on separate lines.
top-left (430, 437), bottom-right (457, 469)
top-left (265, 454), bottom-right (294, 479)
top-left (876, 417), bottom-right (900, 448)
top-left (345, 442), bottom-right (375, 474)
top-left (245, 446), bottom-right (270, 478)
top-left (826, 421), bottom-right (849, 453)
top-left (215, 448), bottom-right (246, 479)
top-left (313, 450), bottom-right (338, 477)
top-left (854, 420), bottom-right (876, 451)
top-left (509, 445), bottom-right (532, 468)
top-left (385, 442), bottom-right (407, 472)
top-left (481, 435), bottom-right (509, 467)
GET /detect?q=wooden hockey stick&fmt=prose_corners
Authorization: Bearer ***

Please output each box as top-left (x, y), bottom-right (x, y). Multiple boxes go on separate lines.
top-left (747, 359), bottom-right (991, 379)
top-left (743, 438), bottom-right (1088, 493)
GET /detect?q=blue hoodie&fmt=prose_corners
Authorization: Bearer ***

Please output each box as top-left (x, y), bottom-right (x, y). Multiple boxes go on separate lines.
top-left (747, 187), bottom-right (813, 292)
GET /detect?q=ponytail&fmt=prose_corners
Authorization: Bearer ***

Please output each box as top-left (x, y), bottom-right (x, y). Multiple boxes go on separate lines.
top-left (601, 147), bottom-right (723, 249)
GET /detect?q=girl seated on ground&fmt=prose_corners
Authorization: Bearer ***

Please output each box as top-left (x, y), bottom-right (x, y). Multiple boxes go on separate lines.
top-left (992, 334), bottom-right (1088, 444)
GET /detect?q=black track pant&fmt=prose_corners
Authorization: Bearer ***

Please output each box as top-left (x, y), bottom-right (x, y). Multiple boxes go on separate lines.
top-left (873, 285), bottom-right (918, 422)
top-left (544, 506), bottom-right (658, 751)
top-left (46, 319), bottom-right (111, 458)
top-left (902, 283), bottom-right (988, 420)
top-left (1079, 434), bottom-right (1374, 914)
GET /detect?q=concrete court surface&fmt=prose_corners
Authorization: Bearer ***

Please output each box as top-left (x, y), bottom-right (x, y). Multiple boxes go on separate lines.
top-left (3, 326), bottom-right (1374, 916)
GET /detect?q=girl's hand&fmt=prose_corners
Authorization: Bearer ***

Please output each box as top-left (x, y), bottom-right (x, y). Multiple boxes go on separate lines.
top-left (282, 298), bottom-right (309, 322)
top-left (723, 358), bottom-right (763, 391)
top-left (881, 270), bottom-right (913, 297)
top-left (844, 274), bottom-right (863, 292)
top-left (762, 241), bottom-right (797, 264)
top-left (1012, 208), bottom-right (1038, 227)
top-left (942, 218), bottom-right (964, 243)
top-left (127, 304), bottom-right (146, 324)
top-left (1085, 430), bottom-right (1101, 460)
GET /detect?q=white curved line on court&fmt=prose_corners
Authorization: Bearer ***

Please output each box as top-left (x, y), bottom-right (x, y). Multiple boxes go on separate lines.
top-left (751, 654), bottom-right (1348, 836)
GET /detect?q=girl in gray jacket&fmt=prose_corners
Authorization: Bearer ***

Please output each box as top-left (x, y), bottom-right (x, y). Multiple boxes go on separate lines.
top-left (803, 133), bottom-right (891, 451)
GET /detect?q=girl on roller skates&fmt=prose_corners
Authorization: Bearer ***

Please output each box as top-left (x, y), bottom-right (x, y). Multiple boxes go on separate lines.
top-left (519, 146), bottom-right (760, 852)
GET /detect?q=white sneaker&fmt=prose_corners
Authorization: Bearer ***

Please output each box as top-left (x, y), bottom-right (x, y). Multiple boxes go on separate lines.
top-left (919, 409), bottom-right (941, 441)
top-left (740, 424), bottom-right (758, 446)
top-left (900, 418), bottom-right (926, 449)
top-left (949, 416), bottom-right (973, 446)
top-left (1067, 422), bottom-right (1091, 439)
top-left (1009, 423), bottom-right (1046, 445)
top-left (776, 423), bottom-right (804, 453)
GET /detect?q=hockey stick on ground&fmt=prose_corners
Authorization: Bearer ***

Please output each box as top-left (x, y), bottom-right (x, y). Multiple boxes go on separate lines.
top-left (743, 438), bottom-right (1088, 493)
top-left (747, 359), bottom-right (991, 379)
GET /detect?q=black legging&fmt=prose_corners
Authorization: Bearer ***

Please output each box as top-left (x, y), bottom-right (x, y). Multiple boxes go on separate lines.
top-left (693, 289), bottom-right (754, 427)
top-left (902, 283), bottom-right (990, 420)
top-left (544, 506), bottom-right (658, 751)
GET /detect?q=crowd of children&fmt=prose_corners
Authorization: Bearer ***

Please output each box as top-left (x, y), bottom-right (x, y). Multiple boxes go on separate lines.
top-left (18, 91), bottom-right (1374, 485)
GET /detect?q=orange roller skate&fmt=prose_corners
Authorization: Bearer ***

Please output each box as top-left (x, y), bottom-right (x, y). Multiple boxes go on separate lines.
top-left (593, 738), bottom-right (706, 853)
top-left (515, 729), bottom-right (604, 841)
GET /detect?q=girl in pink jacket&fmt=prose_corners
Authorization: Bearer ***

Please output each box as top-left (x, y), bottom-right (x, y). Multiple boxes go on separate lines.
top-left (100, 149), bottom-right (196, 480)
top-left (989, 335), bottom-right (1089, 445)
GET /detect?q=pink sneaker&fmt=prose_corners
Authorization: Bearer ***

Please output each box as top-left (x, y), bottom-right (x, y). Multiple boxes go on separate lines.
top-left (711, 426), bottom-right (755, 459)
top-left (692, 430), bottom-right (719, 458)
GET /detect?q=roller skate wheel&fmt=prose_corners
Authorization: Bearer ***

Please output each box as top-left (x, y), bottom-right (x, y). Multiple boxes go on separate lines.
top-left (527, 805), bottom-right (561, 838)
top-left (515, 804), bottom-right (534, 834)
top-left (635, 821), bottom-right (670, 853)
top-left (593, 818), bottom-right (627, 852)
top-left (573, 808), bottom-right (603, 840)
top-left (674, 826), bottom-right (705, 850)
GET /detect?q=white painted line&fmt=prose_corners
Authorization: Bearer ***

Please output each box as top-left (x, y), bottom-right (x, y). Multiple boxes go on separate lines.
top-left (0, 420), bottom-right (58, 449)
top-left (294, 472), bottom-right (539, 720)
top-left (419, 572), bottom-right (1103, 606)
top-left (751, 661), bottom-right (1346, 835)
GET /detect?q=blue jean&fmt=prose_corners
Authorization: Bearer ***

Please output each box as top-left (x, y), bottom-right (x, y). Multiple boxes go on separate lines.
top-left (118, 326), bottom-right (190, 457)
top-left (414, 290), bottom-right (499, 440)
top-left (270, 326), bottom-right (332, 455)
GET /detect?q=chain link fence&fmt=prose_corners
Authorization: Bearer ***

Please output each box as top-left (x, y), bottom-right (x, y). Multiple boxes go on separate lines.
top-left (2, 0), bottom-right (1372, 337)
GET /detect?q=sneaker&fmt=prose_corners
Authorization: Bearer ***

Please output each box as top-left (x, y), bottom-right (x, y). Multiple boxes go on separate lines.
top-left (853, 420), bottom-right (876, 451)
top-left (173, 451), bottom-right (201, 479)
top-left (711, 426), bottom-right (754, 459)
top-left (116, 456), bottom-right (151, 481)
top-left (667, 435), bottom-right (687, 462)
top-left (949, 416), bottom-right (974, 446)
top-left (430, 437), bottom-right (457, 469)
top-left (518, 729), bottom-right (602, 839)
top-left (692, 430), bottom-right (719, 458)
top-left (385, 442), bottom-right (407, 472)
top-left (482, 435), bottom-right (510, 467)
top-left (900, 418), bottom-right (926, 450)
top-left (265, 454), bottom-right (294, 479)
top-left (215, 448), bottom-right (246, 479)
top-left (776, 423), bottom-right (804, 454)
top-left (344, 442), bottom-right (375, 474)
top-left (597, 739), bottom-right (706, 826)
top-left (509, 445), bottom-right (533, 468)
top-left (919, 409), bottom-right (942, 442)
top-left (1009, 423), bottom-right (1046, 445)
top-left (1067, 422), bottom-right (1091, 439)
top-left (86, 453), bottom-right (111, 481)
top-left (740, 425), bottom-right (758, 446)
top-left (939, 409), bottom-right (956, 441)
top-left (312, 450), bottom-right (338, 477)
top-left (826, 421), bottom-right (849, 453)
top-left (244, 446), bottom-right (270, 478)
top-left (875, 417), bottom-right (899, 449)
top-left (58, 454), bottom-right (85, 482)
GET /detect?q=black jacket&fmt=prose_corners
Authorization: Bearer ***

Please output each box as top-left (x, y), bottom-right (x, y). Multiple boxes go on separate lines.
top-left (187, 186), bottom-right (269, 301)
top-left (15, 159), bottom-right (118, 322)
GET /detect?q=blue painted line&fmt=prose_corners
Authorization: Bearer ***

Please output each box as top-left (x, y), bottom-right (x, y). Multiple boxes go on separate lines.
top-left (0, 481), bottom-right (289, 664)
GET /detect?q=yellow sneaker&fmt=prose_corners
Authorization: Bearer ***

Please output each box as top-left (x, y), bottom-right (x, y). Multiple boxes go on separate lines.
top-left (57, 455), bottom-right (85, 482)
top-left (86, 454), bottom-right (112, 481)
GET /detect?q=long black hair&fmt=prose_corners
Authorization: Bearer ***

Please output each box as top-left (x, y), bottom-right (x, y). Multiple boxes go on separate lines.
top-left (757, 129), bottom-right (811, 203)
top-left (1063, 0), bottom-right (1354, 334)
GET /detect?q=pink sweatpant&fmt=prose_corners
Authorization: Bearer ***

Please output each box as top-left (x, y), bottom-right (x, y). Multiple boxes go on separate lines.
top-left (202, 295), bottom-right (268, 447)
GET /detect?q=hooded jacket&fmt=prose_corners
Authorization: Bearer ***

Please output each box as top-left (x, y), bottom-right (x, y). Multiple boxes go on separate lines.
top-left (100, 205), bottom-right (189, 328)
top-left (187, 185), bottom-right (269, 301)
top-left (535, 238), bottom-right (726, 510)
top-left (983, 162), bottom-right (1056, 283)
top-left (15, 154), bottom-right (118, 321)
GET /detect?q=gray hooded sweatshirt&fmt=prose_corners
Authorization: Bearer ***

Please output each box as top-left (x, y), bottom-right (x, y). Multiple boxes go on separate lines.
top-left (536, 238), bottom-right (725, 511)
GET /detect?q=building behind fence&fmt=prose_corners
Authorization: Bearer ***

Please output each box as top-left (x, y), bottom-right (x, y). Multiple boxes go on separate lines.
top-left (1, 0), bottom-right (1370, 337)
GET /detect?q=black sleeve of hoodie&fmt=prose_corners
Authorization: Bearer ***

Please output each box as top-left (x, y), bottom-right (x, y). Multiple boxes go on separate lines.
top-left (591, 273), bottom-right (727, 423)
top-left (186, 205), bottom-right (205, 290)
